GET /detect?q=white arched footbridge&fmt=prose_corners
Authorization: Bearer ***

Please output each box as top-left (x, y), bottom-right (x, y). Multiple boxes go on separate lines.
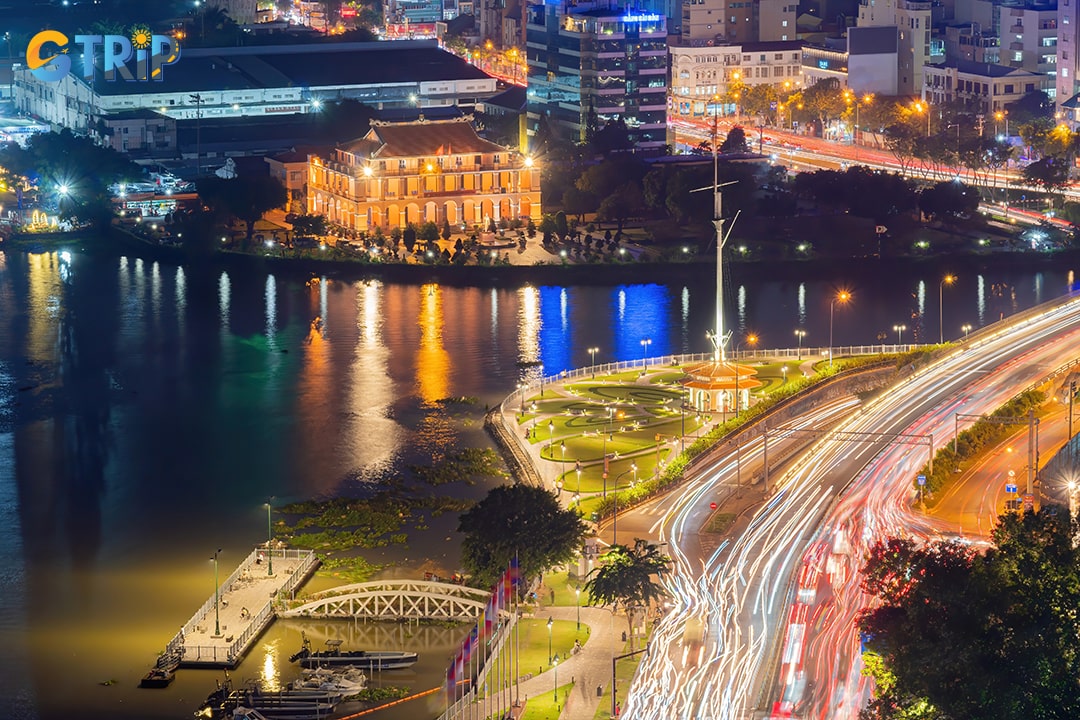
top-left (280, 580), bottom-right (499, 622)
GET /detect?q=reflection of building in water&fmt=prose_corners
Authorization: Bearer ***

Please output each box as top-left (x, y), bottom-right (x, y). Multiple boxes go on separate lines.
top-left (517, 285), bottom-right (541, 379)
top-left (343, 281), bottom-right (402, 474)
top-left (417, 284), bottom-right (450, 403)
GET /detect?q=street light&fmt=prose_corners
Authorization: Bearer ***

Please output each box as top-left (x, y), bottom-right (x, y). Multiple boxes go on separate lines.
top-left (211, 548), bottom-right (222, 637)
top-left (939, 274), bottom-right (956, 344)
top-left (961, 323), bottom-right (973, 339)
top-left (794, 329), bottom-right (806, 361)
top-left (609, 463), bottom-right (636, 545)
top-left (576, 588), bottom-right (581, 630)
top-left (913, 100), bottom-right (931, 137)
top-left (844, 91), bottom-right (874, 160)
top-left (547, 615), bottom-right (554, 663)
top-left (588, 347), bottom-right (599, 378)
top-left (639, 338), bottom-right (652, 371)
top-left (893, 324), bottom-right (907, 346)
top-left (190, 93), bottom-right (204, 176)
top-left (518, 382), bottom-right (526, 415)
top-left (829, 291), bottom-right (851, 368)
top-left (265, 498), bottom-right (274, 576)
top-left (548, 420), bottom-right (555, 485)
top-left (553, 657), bottom-right (559, 702)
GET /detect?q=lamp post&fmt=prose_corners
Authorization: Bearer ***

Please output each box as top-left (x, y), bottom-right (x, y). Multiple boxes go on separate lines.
top-left (639, 338), bottom-right (652, 372)
top-left (893, 324), bottom-right (907, 346)
top-left (190, 93), bottom-right (203, 176)
top-left (518, 382), bottom-right (526, 416)
top-left (734, 334), bottom-right (757, 415)
top-left (211, 548), bottom-right (222, 637)
top-left (914, 100), bottom-right (931, 136)
top-left (588, 347), bottom-right (599, 378)
top-left (576, 464), bottom-right (582, 499)
top-left (548, 420), bottom-right (555, 486)
top-left (547, 616), bottom-right (554, 663)
top-left (553, 657), bottom-right (559, 702)
top-left (939, 274), bottom-right (956, 344)
top-left (576, 588), bottom-right (581, 630)
top-left (829, 291), bottom-right (850, 368)
top-left (794, 329), bottom-right (806, 361)
top-left (265, 498), bottom-right (274, 576)
top-left (610, 464), bottom-right (636, 546)
top-left (961, 323), bottom-right (972, 339)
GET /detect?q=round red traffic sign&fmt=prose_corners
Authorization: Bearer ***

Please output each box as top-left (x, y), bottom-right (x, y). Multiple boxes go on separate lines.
top-left (709, 502), bottom-right (717, 510)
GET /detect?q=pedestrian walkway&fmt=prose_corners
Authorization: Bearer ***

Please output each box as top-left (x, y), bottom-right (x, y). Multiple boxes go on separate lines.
top-left (515, 605), bottom-right (620, 720)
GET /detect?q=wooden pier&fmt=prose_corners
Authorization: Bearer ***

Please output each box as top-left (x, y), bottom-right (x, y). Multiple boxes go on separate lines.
top-left (161, 546), bottom-right (319, 669)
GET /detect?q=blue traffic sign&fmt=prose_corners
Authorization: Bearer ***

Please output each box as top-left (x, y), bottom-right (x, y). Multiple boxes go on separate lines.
top-left (916, 474), bottom-right (926, 486)
top-left (1005, 483), bottom-right (1018, 494)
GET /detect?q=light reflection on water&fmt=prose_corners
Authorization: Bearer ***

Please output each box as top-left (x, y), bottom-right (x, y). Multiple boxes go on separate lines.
top-left (0, 250), bottom-right (1074, 720)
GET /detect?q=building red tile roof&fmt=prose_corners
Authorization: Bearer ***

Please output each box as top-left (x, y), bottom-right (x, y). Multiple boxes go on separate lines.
top-left (350, 116), bottom-right (509, 158)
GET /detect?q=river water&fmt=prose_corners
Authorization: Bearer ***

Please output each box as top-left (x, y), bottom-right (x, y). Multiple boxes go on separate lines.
top-left (0, 249), bottom-right (1074, 720)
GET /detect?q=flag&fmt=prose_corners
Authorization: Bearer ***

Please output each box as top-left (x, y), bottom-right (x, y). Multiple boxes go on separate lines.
top-left (478, 604), bottom-right (487, 638)
top-left (501, 567), bottom-right (513, 607)
top-left (484, 593), bottom-right (495, 636)
top-left (446, 649), bottom-right (458, 702)
top-left (435, 144), bottom-right (444, 156)
top-left (510, 555), bottom-right (521, 586)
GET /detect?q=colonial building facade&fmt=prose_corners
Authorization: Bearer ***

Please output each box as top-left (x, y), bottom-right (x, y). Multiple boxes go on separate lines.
top-left (308, 115), bottom-right (541, 231)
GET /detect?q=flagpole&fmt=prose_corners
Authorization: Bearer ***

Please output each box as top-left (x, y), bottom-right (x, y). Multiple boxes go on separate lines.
top-left (514, 554), bottom-right (520, 710)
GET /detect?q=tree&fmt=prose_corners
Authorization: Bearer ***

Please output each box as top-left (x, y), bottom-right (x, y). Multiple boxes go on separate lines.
top-left (590, 117), bottom-right (633, 155)
top-left (198, 175), bottom-right (286, 248)
top-left (584, 539), bottom-right (670, 648)
top-left (720, 126), bottom-right (749, 154)
top-left (457, 484), bottom-right (589, 589)
top-left (441, 221), bottom-right (452, 242)
top-left (1023, 156), bottom-right (1070, 202)
top-left (402, 223), bottom-right (417, 252)
top-left (561, 186), bottom-right (596, 222)
top-left (801, 77), bottom-right (847, 134)
top-left (292, 214), bottom-right (327, 237)
top-left (859, 508), bottom-right (1080, 720)
top-left (596, 182), bottom-right (644, 233)
top-left (918, 180), bottom-right (979, 222)
top-left (0, 128), bottom-right (141, 228)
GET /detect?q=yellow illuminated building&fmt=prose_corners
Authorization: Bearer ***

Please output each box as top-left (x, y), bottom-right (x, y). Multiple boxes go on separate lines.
top-left (308, 115), bottom-right (541, 231)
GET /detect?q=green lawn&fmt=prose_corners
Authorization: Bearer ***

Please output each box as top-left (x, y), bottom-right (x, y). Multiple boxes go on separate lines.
top-left (517, 618), bottom-right (590, 676)
top-left (520, 682), bottom-right (575, 720)
top-left (592, 634), bottom-right (650, 719)
top-left (539, 569), bottom-right (586, 607)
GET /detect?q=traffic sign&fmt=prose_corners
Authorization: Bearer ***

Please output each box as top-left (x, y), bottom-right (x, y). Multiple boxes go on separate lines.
top-left (710, 502), bottom-right (717, 510)
top-left (1005, 483), bottom-right (1017, 494)
top-left (916, 474), bottom-right (926, 486)
top-left (1008, 469), bottom-right (1016, 478)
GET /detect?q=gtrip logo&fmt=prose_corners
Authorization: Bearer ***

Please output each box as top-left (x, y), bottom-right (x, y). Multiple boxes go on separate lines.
top-left (27, 25), bottom-right (181, 83)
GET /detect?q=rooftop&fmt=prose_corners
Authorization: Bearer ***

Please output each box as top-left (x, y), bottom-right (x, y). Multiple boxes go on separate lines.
top-left (927, 59), bottom-right (1041, 77)
top-left (341, 116), bottom-right (511, 158)
top-left (82, 41), bottom-right (491, 96)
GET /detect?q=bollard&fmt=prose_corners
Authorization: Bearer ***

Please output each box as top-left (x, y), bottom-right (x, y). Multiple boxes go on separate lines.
top-left (597, 685), bottom-right (603, 697)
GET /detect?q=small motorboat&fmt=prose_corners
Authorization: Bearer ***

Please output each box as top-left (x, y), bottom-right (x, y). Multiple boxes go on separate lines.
top-left (289, 636), bottom-right (418, 670)
top-left (139, 667), bottom-right (175, 689)
top-left (140, 644), bottom-right (182, 688)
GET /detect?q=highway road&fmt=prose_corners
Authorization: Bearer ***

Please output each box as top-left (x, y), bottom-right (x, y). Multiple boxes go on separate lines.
top-left (929, 403), bottom-right (1075, 537)
top-left (618, 289), bottom-right (1080, 720)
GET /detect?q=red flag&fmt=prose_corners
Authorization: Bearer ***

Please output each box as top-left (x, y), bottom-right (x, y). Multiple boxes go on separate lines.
top-left (501, 567), bottom-right (512, 607)
top-left (435, 144), bottom-right (444, 156)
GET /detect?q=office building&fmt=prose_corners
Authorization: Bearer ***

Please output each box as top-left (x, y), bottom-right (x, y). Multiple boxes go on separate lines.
top-left (856, 0), bottom-right (932, 95)
top-left (526, 1), bottom-right (668, 149)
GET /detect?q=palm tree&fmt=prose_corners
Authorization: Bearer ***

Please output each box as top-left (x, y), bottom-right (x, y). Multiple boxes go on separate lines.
top-left (584, 538), bottom-right (670, 649)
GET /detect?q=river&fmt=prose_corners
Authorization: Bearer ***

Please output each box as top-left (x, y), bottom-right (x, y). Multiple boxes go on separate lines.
top-left (0, 248), bottom-right (1074, 720)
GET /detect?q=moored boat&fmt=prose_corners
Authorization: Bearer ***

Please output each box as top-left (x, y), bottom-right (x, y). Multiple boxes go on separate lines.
top-left (289, 637), bottom-right (418, 670)
top-left (139, 667), bottom-right (175, 689)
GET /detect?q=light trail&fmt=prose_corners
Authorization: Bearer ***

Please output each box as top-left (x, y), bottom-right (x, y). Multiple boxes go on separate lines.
top-left (624, 292), bottom-right (1080, 720)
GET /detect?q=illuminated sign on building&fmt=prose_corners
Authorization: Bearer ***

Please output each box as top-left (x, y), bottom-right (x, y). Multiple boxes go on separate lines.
top-left (622, 13), bottom-right (662, 22)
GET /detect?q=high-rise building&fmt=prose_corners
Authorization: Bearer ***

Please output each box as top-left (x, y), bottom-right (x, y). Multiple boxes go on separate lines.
top-left (681, 0), bottom-right (796, 45)
top-left (1060, 0), bottom-right (1080, 117)
top-left (526, 1), bottom-right (669, 149)
top-left (856, 0), bottom-right (932, 96)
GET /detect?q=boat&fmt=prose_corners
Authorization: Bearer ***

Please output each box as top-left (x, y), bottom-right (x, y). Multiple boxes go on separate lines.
top-left (139, 667), bottom-right (175, 689)
top-left (198, 676), bottom-right (343, 720)
top-left (293, 666), bottom-right (367, 694)
top-left (289, 636), bottom-right (418, 670)
top-left (140, 645), bottom-right (183, 688)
